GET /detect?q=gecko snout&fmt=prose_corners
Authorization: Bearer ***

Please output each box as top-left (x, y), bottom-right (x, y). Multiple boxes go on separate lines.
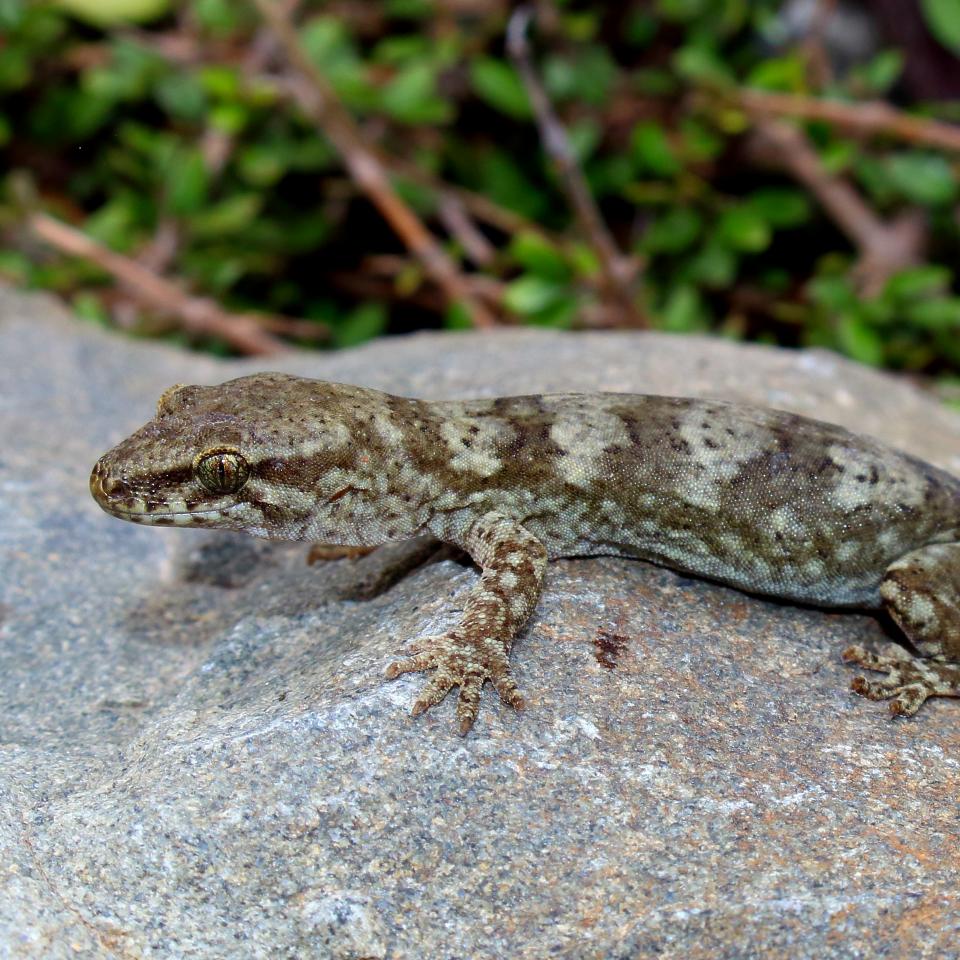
top-left (89, 458), bottom-right (130, 508)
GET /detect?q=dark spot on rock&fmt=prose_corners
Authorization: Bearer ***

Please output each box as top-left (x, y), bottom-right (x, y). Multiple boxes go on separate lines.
top-left (593, 629), bottom-right (629, 669)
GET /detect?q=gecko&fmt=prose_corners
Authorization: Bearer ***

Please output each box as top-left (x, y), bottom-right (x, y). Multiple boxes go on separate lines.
top-left (89, 373), bottom-right (960, 734)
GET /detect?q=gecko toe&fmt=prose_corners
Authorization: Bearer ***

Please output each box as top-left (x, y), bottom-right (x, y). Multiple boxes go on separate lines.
top-left (455, 675), bottom-right (483, 735)
top-left (841, 645), bottom-right (887, 671)
top-left (890, 683), bottom-right (931, 716)
top-left (410, 670), bottom-right (457, 716)
top-left (491, 672), bottom-right (525, 710)
top-left (385, 649), bottom-right (437, 679)
top-left (850, 675), bottom-right (901, 699)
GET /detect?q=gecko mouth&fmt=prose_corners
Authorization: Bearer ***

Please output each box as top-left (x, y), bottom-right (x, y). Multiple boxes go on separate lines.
top-left (89, 464), bottom-right (241, 522)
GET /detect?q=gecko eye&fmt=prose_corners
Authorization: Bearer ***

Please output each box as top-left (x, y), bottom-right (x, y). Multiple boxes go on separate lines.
top-left (194, 449), bottom-right (249, 494)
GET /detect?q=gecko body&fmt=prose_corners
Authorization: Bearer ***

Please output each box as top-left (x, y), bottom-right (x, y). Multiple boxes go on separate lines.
top-left (91, 373), bottom-right (960, 732)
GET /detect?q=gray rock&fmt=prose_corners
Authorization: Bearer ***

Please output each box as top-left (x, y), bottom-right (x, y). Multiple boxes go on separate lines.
top-left (1, 285), bottom-right (959, 960)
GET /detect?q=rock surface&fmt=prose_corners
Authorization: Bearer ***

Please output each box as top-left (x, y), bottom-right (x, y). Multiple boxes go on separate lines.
top-left (1, 284), bottom-right (959, 959)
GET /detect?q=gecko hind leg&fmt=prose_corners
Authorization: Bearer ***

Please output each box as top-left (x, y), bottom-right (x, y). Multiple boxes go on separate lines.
top-left (843, 542), bottom-right (960, 716)
top-left (841, 645), bottom-right (959, 715)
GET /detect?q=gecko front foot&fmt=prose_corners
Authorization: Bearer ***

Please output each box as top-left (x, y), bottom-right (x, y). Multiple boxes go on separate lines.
top-left (386, 629), bottom-right (525, 735)
top-left (842, 645), bottom-right (960, 716)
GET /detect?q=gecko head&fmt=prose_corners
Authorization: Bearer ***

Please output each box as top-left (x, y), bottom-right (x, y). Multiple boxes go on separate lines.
top-left (90, 372), bottom-right (389, 541)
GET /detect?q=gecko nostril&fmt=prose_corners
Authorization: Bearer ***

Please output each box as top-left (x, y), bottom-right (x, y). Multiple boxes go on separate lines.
top-left (89, 460), bottom-right (126, 500)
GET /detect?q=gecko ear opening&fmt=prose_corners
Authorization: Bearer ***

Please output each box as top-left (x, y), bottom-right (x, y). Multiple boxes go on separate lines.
top-left (156, 383), bottom-right (197, 417)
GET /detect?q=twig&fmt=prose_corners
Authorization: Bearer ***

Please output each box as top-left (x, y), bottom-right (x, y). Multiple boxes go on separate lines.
top-left (737, 88), bottom-right (960, 154)
top-left (506, 5), bottom-right (646, 328)
top-left (29, 213), bottom-right (300, 355)
top-left (437, 194), bottom-right (497, 267)
top-left (800, 0), bottom-right (837, 89)
top-left (252, 0), bottom-right (498, 328)
top-left (745, 119), bottom-right (923, 296)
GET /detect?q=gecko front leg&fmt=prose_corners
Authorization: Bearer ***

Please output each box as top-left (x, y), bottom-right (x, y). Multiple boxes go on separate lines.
top-left (844, 542), bottom-right (960, 715)
top-left (386, 511), bottom-right (547, 734)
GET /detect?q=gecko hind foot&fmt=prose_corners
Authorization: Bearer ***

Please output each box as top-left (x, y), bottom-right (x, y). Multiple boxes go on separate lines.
top-left (842, 645), bottom-right (960, 716)
top-left (386, 630), bottom-right (525, 735)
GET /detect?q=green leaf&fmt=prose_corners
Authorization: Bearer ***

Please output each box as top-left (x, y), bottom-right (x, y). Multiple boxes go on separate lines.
top-left (884, 265), bottom-right (951, 301)
top-left (52, 0), bottom-right (169, 26)
top-left (199, 65), bottom-right (240, 100)
top-left (641, 207), bottom-right (703, 254)
top-left (746, 54), bottom-right (805, 92)
top-left (673, 44), bottom-right (734, 85)
top-left (504, 275), bottom-right (566, 315)
top-left (837, 314), bottom-right (884, 366)
top-left (922, 0), bottom-right (960, 56)
top-left (444, 301), bottom-right (473, 330)
top-left (688, 241), bottom-right (736, 287)
top-left (509, 231), bottom-right (570, 281)
top-left (568, 119), bottom-right (601, 163)
top-left (807, 274), bottom-right (857, 311)
top-left (525, 297), bottom-right (577, 328)
top-left (631, 121), bottom-right (680, 177)
top-left (886, 152), bottom-right (957, 205)
top-left (85, 196), bottom-right (140, 251)
top-left (165, 147), bottom-right (208, 215)
top-left (624, 11), bottom-right (659, 47)
top-left (237, 144), bottom-right (286, 187)
top-left (153, 71), bottom-right (207, 122)
top-left (381, 63), bottom-right (451, 125)
top-left (189, 194), bottom-right (262, 238)
top-left (679, 117), bottom-right (724, 162)
top-left (854, 50), bottom-right (903, 93)
top-left (660, 285), bottom-right (709, 331)
top-left (194, 0), bottom-right (244, 34)
top-left (747, 188), bottom-right (811, 228)
top-left (334, 302), bottom-right (387, 348)
top-left (657, 0), bottom-right (708, 22)
top-left (470, 58), bottom-right (532, 120)
top-left (905, 297), bottom-right (960, 330)
top-left (542, 47), bottom-right (617, 105)
top-left (717, 205), bottom-right (771, 252)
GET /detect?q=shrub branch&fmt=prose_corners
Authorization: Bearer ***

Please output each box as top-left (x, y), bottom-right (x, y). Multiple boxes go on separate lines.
top-left (506, 5), bottom-right (646, 328)
top-left (252, 0), bottom-right (498, 328)
top-left (29, 213), bottom-right (302, 355)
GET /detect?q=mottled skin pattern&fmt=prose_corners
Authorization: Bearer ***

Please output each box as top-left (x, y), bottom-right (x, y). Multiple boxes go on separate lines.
top-left (90, 373), bottom-right (960, 733)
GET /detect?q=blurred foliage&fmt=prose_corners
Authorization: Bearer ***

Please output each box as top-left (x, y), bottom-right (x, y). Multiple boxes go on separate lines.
top-left (1, 0), bottom-right (960, 380)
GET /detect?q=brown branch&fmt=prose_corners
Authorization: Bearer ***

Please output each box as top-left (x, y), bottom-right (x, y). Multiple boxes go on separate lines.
top-left (799, 0), bottom-right (838, 89)
top-left (745, 119), bottom-right (924, 296)
top-left (251, 0), bottom-right (498, 328)
top-left (506, 5), bottom-right (646, 328)
top-left (437, 194), bottom-right (497, 267)
top-left (737, 88), bottom-right (960, 155)
top-left (28, 213), bottom-right (300, 355)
